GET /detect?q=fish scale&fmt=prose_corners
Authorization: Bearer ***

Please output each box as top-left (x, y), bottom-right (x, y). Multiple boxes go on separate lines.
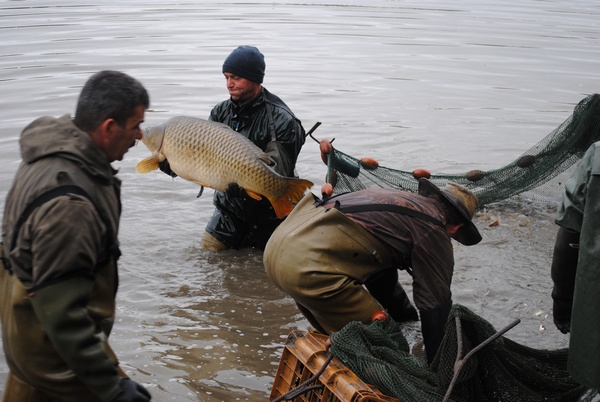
top-left (136, 116), bottom-right (313, 219)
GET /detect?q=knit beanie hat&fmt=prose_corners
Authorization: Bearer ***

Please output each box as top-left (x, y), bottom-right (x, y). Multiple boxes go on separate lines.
top-left (222, 46), bottom-right (265, 83)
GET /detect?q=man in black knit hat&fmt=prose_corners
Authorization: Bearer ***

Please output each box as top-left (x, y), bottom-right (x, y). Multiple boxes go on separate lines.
top-left (160, 46), bottom-right (307, 251)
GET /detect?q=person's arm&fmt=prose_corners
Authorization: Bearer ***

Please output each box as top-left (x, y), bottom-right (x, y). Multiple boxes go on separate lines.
top-left (27, 196), bottom-right (149, 401)
top-left (551, 144), bottom-right (595, 333)
top-left (410, 230), bottom-right (455, 364)
top-left (29, 277), bottom-right (123, 401)
top-left (550, 226), bottom-right (579, 333)
top-left (267, 116), bottom-right (305, 177)
top-left (158, 159), bottom-right (177, 177)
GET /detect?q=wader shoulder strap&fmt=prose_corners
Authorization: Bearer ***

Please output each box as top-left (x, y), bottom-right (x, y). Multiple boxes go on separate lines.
top-left (11, 185), bottom-right (91, 251)
top-left (335, 203), bottom-right (445, 229)
top-left (265, 101), bottom-right (277, 142)
top-left (5, 185), bottom-right (120, 274)
top-left (4, 185), bottom-right (89, 273)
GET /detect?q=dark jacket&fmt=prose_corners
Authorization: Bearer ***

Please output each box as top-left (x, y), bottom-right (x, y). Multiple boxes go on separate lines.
top-left (554, 141), bottom-right (600, 389)
top-left (323, 189), bottom-right (454, 311)
top-left (1, 115), bottom-right (123, 401)
top-left (206, 88), bottom-right (306, 249)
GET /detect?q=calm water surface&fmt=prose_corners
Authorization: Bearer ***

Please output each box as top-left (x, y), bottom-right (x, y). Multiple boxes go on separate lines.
top-left (1, 1), bottom-right (599, 400)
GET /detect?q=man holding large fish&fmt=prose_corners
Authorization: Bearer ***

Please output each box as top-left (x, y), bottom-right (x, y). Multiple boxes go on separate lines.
top-left (141, 46), bottom-right (310, 251)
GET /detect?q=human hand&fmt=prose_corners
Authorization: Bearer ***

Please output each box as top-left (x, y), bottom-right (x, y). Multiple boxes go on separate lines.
top-left (552, 300), bottom-right (571, 334)
top-left (225, 183), bottom-right (246, 198)
top-left (159, 159), bottom-right (177, 178)
top-left (111, 378), bottom-right (151, 402)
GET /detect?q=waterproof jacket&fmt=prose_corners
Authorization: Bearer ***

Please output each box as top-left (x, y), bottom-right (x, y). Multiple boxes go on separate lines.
top-left (0, 115), bottom-right (124, 401)
top-left (555, 141), bottom-right (600, 389)
top-left (263, 190), bottom-right (454, 363)
top-left (322, 189), bottom-right (454, 311)
top-left (206, 87), bottom-right (306, 249)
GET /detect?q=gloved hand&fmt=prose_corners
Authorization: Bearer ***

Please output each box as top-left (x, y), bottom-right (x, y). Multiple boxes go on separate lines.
top-left (111, 378), bottom-right (151, 402)
top-left (225, 183), bottom-right (246, 198)
top-left (550, 226), bottom-right (579, 334)
top-left (365, 269), bottom-right (418, 323)
top-left (159, 159), bottom-right (177, 178)
top-left (553, 300), bottom-right (571, 334)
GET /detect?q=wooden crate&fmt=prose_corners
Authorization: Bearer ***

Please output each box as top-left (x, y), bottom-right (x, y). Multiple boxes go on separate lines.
top-left (269, 330), bottom-right (400, 402)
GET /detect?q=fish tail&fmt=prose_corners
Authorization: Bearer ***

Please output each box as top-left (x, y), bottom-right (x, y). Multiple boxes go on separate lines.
top-left (270, 178), bottom-right (314, 219)
top-left (136, 155), bottom-right (160, 173)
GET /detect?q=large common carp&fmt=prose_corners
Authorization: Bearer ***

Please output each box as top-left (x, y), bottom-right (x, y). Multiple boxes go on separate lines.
top-left (136, 116), bottom-right (314, 219)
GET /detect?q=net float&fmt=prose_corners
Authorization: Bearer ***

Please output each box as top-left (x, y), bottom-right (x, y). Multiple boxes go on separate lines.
top-left (321, 182), bottom-right (334, 197)
top-left (320, 139), bottom-right (332, 165)
top-left (466, 169), bottom-right (486, 182)
top-left (516, 154), bottom-right (536, 168)
top-left (412, 168), bottom-right (431, 179)
top-left (360, 157), bottom-right (379, 170)
top-left (319, 139), bottom-right (332, 154)
top-left (371, 310), bottom-right (388, 322)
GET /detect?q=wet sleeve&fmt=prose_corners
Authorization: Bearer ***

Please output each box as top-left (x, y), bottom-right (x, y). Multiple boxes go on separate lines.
top-left (29, 276), bottom-right (122, 401)
top-left (275, 116), bottom-right (306, 161)
top-left (555, 144), bottom-right (599, 232)
top-left (267, 115), bottom-right (306, 177)
top-left (409, 229), bottom-right (454, 311)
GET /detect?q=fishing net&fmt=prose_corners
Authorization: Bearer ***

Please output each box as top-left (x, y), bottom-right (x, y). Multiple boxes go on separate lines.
top-left (324, 94), bottom-right (600, 206)
top-left (329, 304), bottom-right (597, 402)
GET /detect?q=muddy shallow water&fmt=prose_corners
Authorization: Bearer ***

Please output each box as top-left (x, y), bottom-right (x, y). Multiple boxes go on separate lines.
top-left (1, 1), bottom-right (599, 400)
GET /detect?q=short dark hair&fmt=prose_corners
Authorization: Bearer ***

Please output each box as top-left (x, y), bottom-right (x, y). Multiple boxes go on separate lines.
top-left (73, 70), bottom-right (150, 133)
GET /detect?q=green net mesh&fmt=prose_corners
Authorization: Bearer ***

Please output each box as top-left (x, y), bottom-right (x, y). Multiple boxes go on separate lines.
top-left (325, 94), bottom-right (600, 206)
top-left (329, 304), bottom-right (597, 402)
top-left (319, 95), bottom-right (600, 401)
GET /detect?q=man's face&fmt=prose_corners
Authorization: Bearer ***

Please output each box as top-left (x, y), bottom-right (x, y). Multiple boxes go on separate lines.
top-left (106, 104), bottom-right (145, 162)
top-left (224, 72), bottom-right (260, 104)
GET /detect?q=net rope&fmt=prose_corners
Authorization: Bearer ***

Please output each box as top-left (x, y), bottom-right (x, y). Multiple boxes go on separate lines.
top-left (329, 304), bottom-right (598, 402)
top-left (322, 95), bottom-right (600, 401)
top-left (325, 94), bottom-right (600, 206)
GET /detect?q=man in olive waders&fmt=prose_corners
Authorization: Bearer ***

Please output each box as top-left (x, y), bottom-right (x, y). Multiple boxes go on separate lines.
top-left (0, 71), bottom-right (151, 402)
top-left (264, 178), bottom-right (482, 364)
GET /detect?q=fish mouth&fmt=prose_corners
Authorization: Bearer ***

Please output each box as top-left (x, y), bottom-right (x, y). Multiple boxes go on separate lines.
top-left (135, 127), bottom-right (151, 146)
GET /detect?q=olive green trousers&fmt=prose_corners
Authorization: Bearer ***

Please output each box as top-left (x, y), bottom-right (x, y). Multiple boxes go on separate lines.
top-left (2, 373), bottom-right (52, 402)
top-left (0, 243), bottom-right (125, 402)
top-left (264, 193), bottom-right (394, 334)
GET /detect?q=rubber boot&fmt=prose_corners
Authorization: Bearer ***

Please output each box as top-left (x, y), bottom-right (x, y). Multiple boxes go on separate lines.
top-left (365, 269), bottom-right (419, 322)
top-left (200, 231), bottom-right (227, 251)
top-left (420, 299), bottom-right (452, 364)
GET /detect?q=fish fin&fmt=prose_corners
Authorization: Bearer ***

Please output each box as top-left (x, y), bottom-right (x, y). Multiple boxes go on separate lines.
top-left (259, 154), bottom-right (275, 166)
top-left (246, 191), bottom-right (263, 201)
top-left (191, 180), bottom-right (213, 188)
top-left (269, 178), bottom-right (314, 219)
top-left (136, 155), bottom-right (160, 173)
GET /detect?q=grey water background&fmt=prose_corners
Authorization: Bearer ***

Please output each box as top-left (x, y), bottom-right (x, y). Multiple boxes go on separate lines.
top-left (1, 0), bottom-right (599, 400)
